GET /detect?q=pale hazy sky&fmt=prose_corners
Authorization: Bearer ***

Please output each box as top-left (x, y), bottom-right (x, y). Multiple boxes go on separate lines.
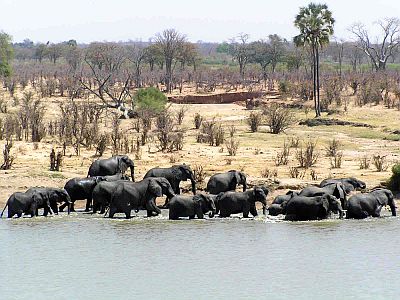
top-left (1, 0), bottom-right (399, 43)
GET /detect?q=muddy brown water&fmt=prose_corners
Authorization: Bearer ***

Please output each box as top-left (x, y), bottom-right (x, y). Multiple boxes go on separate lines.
top-left (0, 209), bottom-right (399, 299)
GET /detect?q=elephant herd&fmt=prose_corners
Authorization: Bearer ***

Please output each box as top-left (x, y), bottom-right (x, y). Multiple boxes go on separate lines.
top-left (0, 155), bottom-right (397, 221)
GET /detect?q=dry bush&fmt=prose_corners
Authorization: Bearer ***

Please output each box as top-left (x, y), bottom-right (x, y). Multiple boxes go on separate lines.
top-left (296, 140), bottom-right (319, 168)
top-left (19, 91), bottom-right (46, 142)
top-left (275, 141), bottom-right (290, 166)
top-left (372, 155), bottom-right (388, 172)
top-left (167, 132), bottom-right (184, 152)
top-left (226, 136), bottom-right (239, 156)
top-left (253, 148), bottom-right (261, 155)
top-left (330, 152), bottom-right (343, 169)
top-left (261, 167), bottom-right (278, 178)
top-left (95, 134), bottom-right (108, 157)
top-left (155, 110), bottom-right (183, 152)
top-left (110, 113), bottom-right (122, 155)
top-left (289, 167), bottom-right (306, 179)
top-left (322, 77), bottom-right (343, 108)
top-left (193, 164), bottom-right (206, 183)
top-left (1, 139), bottom-right (15, 170)
top-left (264, 104), bottom-right (295, 134)
top-left (169, 155), bottom-right (178, 163)
top-left (359, 155), bottom-right (370, 170)
top-left (176, 106), bottom-right (188, 125)
top-left (214, 125), bottom-right (225, 146)
top-left (200, 119), bottom-right (224, 146)
top-left (325, 139), bottom-right (342, 157)
top-left (289, 136), bottom-right (300, 148)
top-left (310, 169), bottom-right (318, 180)
top-left (225, 158), bottom-right (233, 165)
top-left (194, 113), bottom-right (203, 129)
top-left (228, 125), bottom-right (237, 137)
top-left (50, 148), bottom-right (63, 171)
top-left (247, 112), bottom-right (263, 132)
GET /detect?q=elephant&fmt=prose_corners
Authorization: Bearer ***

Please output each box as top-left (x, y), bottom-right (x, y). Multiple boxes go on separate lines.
top-left (272, 191), bottom-right (298, 205)
top-left (168, 194), bottom-right (216, 220)
top-left (285, 194), bottom-right (344, 221)
top-left (206, 170), bottom-right (247, 194)
top-left (268, 191), bottom-right (298, 216)
top-left (108, 177), bottom-right (176, 218)
top-left (143, 165), bottom-right (196, 204)
top-left (25, 187), bottom-right (72, 215)
top-left (92, 180), bottom-right (126, 214)
top-left (346, 188), bottom-right (396, 219)
top-left (298, 183), bottom-right (347, 209)
top-left (61, 173), bottom-right (129, 212)
top-left (88, 155), bottom-right (135, 181)
top-left (319, 177), bottom-right (366, 194)
top-left (217, 186), bottom-right (267, 218)
top-left (1, 192), bottom-right (44, 218)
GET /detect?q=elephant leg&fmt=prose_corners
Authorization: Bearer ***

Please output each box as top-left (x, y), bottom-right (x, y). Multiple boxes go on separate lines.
top-left (189, 215), bottom-right (195, 219)
top-left (109, 206), bottom-right (117, 218)
top-left (147, 210), bottom-right (154, 217)
top-left (17, 212), bottom-right (22, 218)
top-left (85, 198), bottom-right (92, 212)
top-left (371, 206), bottom-right (382, 217)
top-left (125, 211), bottom-right (131, 219)
top-left (100, 206), bottom-right (106, 214)
top-left (59, 202), bottom-right (67, 212)
top-left (70, 202), bottom-right (76, 212)
top-left (250, 205), bottom-right (258, 217)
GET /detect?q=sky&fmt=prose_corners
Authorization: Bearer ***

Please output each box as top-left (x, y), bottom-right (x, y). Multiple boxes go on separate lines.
top-left (1, 0), bottom-right (399, 44)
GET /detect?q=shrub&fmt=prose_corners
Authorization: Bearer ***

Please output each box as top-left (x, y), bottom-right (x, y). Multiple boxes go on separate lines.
top-left (247, 112), bottom-right (263, 132)
top-left (133, 87), bottom-right (167, 113)
top-left (387, 164), bottom-right (400, 191)
top-left (275, 141), bottom-right (290, 166)
top-left (1, 139), bottom-right (15, 170)
top-left (296, 140), bottom-right (319, 168)
top-left (194, 113), bottom-right (203, 129)
top-left (264, 104), bottom-right (295, 134)
top-left (226, 136), bottom-right (239, 156)
top-left (155, 110), bottom-right (175, 152)
top-left (176, 106), bottom-right (188, 125)
top-left (372, 155), bottom-right (388, 172)
top-left (330, 152), bottom-right (343, 169)
top-left (193, 164), bottom-right (206, 183)
top-left (325, 139), bottom-right (341, 157)
top-left (359, 155), bottom-right (370, 170)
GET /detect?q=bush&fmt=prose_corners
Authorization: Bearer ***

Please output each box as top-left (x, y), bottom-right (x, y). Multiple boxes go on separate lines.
top-left (264, 104), bottom-right (295, 134)
top-left (325, 139), bottom-right (341, 157)
top-left (387, 164), bottom-right (400, 191)
top-left (275, 141), bottom-right (290, 166)
top-left (247, 112), bottom-right (262, 132)
top-left (296, 140), bottom-right (319, 168)
top-left (133, 87), bottom-right (167, 113)
top-left (194, 113), bottom-right (203, 129)
top-left (226, 136), bottom-right (239, 156)
top-left (372, 155), bottom-right (388, 172)
top-left (359, 155), bottom-right (370, 169)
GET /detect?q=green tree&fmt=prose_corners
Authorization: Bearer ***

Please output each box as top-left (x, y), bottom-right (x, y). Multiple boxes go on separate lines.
top-left (133, 87), bottom-right (167, 113)
top-left (0, 31), bottom-right (14, 77)
top-left (294, 3), bottom-right (335, 117)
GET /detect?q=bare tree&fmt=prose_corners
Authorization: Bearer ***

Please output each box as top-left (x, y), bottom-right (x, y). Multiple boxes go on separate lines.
top-left (155, 29), bottom-right (186, 93)
top-left (78, 42), bottom-right (134, 118)
top-left (126, 44), bottom-right (147, 88)
top-left (229, 33), bottom-right (252, 80)
top-left (350, 18), bottom-right (400, 70)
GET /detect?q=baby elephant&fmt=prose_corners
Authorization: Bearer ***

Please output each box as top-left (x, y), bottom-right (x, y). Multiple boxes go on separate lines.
top-left (169, 194), bottom-right (216, 220)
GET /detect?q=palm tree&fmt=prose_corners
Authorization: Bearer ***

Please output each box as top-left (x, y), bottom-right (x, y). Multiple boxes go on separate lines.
top-left (294, 3), bottom-right (335, 117)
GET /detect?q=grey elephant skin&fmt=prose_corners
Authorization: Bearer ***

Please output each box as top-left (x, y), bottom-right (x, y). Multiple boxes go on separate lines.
top-left (109, 177), bottom-right (176, 218)
top-left (285, 194), bottom-right (343, 221)
top-left (88, 155), bottom-right (135, 181)
top-left (1, 192), bottom-right (40, 218)
top-left (298, 183), bottom-right (347, 209)
top-left (169, 194), bottom-right (216, 220)
top-left (217, 186), bottom-right (267, 218)
top-left (319, 177), bottom-right (366, 194)
top-left (346, 188), bottom-right (396, 219)
top-left (268, 191), bottom-right (298, 216)
top-left (26, 187), bottom-right (71, 215)
top-left (144, 165), bottom-right (196, 201)
top-left (206, 170), bottom-right (247, 194)
top-left (63, 173), bottom-right (129, 212)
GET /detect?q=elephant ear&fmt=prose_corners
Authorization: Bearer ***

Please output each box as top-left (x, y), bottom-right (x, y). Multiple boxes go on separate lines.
top-left (334, 183), bottom-right (346, 200)
top-left (148, 180), bottom-right (163, 197)
top-left (318, 196), bottom-right (330, 214)
top-left (172, 167), bottom-right (183, 181)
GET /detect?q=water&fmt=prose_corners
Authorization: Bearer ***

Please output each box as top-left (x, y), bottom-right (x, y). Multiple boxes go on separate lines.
top-left (1, 210), bottom-right (399, 300)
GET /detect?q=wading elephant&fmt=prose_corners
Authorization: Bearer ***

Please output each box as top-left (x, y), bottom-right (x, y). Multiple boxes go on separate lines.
top-left (268, 191), bottom-right (298, 216)
top-left (206, 170), bottom-right (247, 194)
top-left (88, 155), bottom-right (135, 181)
top-left (169, 194), bottom-right (216, 220)
top-left (217, 186), bottom-right (267, 218)
top-left (285, 194), bottom-right (343, 221)
top-left (25, 187), bottom-right (71, 215)
top-left (92, 181), bottom-right (125, 214)
top-left (108, 177), bottom-right (176, 218)
top-left (144, 165), bottom-right (196, 204)
top-left (62, 173), bottom-right (129, 212)
top-left (346, 188), bottom-right (396, 219)
top-left (319, 177), bottom-right (366, 194)
top-left (298, 183), bottom-right (347, 209)
top-left (1, 192), bottom-right (43, 218)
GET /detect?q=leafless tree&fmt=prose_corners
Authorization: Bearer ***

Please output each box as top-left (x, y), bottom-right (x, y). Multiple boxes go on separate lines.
top-left (155, 29), bottom-right (186, 93)
top-left (350, 18), bottom-right (400, 70)
top-left (229, 33), bottom-right (252, 80)
top-left (126, 44), bottom-right (147, 87)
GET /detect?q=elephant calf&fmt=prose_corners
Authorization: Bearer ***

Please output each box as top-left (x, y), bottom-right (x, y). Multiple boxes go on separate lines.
top-left (217, 186), bottom-right (267, 218)
top-left (1, 192), bottom-right (40, 218)
top-left (169, 194), bottom-right (216, 220)
top-left (285, 194), bottom-right (343, 221)
top-left (346, 188), bottom-right (396, 219)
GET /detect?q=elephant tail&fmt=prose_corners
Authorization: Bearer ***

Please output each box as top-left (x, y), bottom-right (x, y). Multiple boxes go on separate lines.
top-left (0, 203), bottom-right (8, 218)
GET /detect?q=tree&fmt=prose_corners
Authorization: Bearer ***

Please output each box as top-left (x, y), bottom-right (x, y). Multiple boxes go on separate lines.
top-left (34, 43), bottom-right (47, 63)
top-left (126, 44), bottom-right (147, 87)
top-left (155, 29), bottom-right (186, 93)
top-left (229, 33), bottom-right (253, 79)
top-left (294, 2), bottom-right (335, 117)
top-left (286, 47), bottom-right (304, 71)
top-left (144, 43), bottom-right (163, 72)
top-left (46, 43), bottom-right (63, 64)
top-left (0, 31), bottom-right (14, 77)
top-left (350, 18), bottom-right (400, 71)
top-left (133, 87), bottom-right (167, 113)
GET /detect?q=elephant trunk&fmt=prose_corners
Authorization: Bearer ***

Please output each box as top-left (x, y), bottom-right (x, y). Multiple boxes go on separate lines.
top-left (262, 204), bottom-right (267, 215)
top-left (190, 177), bottom-right (196, 195)
top-left (130, 166), bottom-right (135, 182)
top-left (338, 208), bottom-right (344, 219)
top-left (209, 200), bottom-right (216, 218)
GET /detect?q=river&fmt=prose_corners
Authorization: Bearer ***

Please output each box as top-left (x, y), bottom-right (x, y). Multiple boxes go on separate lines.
top-left (0, 210), bottom-right (399, 300)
